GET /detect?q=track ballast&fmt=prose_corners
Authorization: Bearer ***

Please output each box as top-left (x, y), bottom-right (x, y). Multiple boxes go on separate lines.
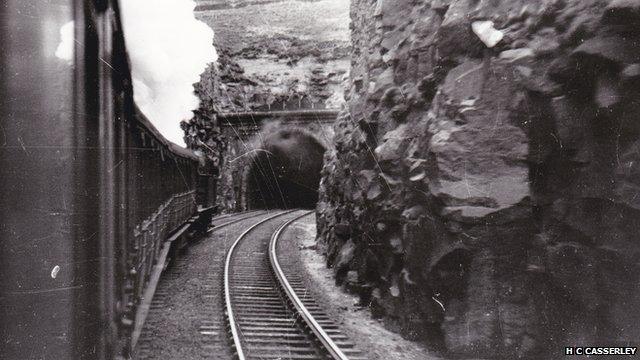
top-left (224, 210), bottom-right (363, 360)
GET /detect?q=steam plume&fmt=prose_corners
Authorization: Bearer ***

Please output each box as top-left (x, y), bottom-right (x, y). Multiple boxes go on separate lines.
top-left (120, 0), bottom-right (217, 146)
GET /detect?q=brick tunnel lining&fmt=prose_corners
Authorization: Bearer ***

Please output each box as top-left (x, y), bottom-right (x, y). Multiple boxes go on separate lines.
top-left (246, 128), bottom-right (326, 210)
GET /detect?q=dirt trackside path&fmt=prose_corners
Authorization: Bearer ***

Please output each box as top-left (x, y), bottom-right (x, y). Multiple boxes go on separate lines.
top-left (134, 212), bottom-right (275, 360)
top-left (283, 213), bottom-right (444, 360)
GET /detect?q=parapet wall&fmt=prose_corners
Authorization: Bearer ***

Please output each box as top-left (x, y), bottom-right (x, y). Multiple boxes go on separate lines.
top-left (317, 0), bottom-right (640, 358)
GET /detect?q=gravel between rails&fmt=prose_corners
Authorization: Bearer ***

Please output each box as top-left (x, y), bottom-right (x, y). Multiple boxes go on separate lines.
top-left (133, 210), bottom-right (440, 359)
top-left (134, 211), bottom-right (278, 360)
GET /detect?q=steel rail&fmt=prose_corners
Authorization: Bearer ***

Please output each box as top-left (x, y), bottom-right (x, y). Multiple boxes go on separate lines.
top-left (269, 211), bottom-right (351, 360)
top-left (223, 209), bottom-right (296, 360)
top-left (207, 210), bottom-right (267, 234)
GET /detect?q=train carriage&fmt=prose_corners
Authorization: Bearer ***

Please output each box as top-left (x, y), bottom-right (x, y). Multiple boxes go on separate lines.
top-left (0, 1), bottom-right (214, 358)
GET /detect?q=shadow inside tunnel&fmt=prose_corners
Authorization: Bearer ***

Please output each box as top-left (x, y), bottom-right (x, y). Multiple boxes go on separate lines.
top-left (246, 127), bottom-right (326, 210)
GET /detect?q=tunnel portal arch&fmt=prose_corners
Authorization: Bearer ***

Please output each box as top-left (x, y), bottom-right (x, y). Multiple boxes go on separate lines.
top-left (217, 110), bottom-right (337, 212)
top-left (246, 127), bottom-right (327, 209)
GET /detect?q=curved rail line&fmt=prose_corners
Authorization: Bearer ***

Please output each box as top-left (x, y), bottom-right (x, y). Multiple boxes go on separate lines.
top-left (224, 210), bottom-right (362, 360)
top-left (269, 213), bottom-right (350, 360)
top-left (208, 210), bottom-right (276, 234)
top-left (224, 210), bottom-right (296, 359)
top-left (208, 210), bottom-right (268, 232)
top-left (135, 210), bottom-right (272, 359)
top-left (182, 210), bottom-right (267, 247)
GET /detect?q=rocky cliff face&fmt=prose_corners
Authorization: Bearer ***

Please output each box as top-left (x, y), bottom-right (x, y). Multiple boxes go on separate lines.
top-left (185, 0), bottom-right (350, 212)
top-left (317, 0), bottom-right (640, 358)
top-left (194, 0), bottom-right (350, 110)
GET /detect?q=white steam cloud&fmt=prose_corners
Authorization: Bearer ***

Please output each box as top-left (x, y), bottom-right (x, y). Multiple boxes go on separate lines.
top-left (120, 0), bottom-right (217, 146)
top-left (53, 2), bottom-right (216, 146)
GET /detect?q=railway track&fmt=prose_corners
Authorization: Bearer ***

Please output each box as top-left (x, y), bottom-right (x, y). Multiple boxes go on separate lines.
top-left (136, 210), bottom-right (273, 360)
top-left (209, 210), bottom-right (267, 232)
top-left (224, 210), bottom-right (364, 360)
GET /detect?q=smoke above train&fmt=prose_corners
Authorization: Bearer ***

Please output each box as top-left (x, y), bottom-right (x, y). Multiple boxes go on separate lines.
top-left (56, 0), bottom-right (218, 146)
top-left (121, 0), bottom-right (218, 146)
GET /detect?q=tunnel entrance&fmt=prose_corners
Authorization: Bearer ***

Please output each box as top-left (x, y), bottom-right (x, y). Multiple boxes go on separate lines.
top-left (247, 128), bottom-right (326, 209)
